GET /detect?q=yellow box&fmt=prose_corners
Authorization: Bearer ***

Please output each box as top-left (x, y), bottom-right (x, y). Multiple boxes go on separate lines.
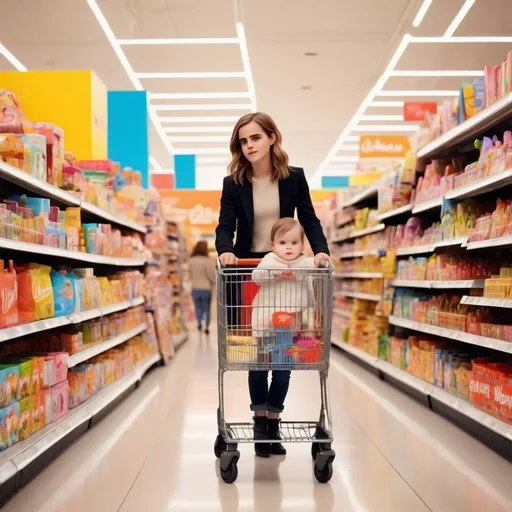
top-left (0, 70), bottom-right (107, 159)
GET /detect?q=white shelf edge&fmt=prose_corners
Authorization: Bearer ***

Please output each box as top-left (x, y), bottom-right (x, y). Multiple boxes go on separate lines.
top-left (466, 236), bottom-right (512, 251)
top-left (461, 296), bottom-right (512, 309)
top-left (341, 186), bottom-right (378, 208)
top-left (337, 272), bottom-right (383, 279)
top-left (411, 197), bottom-right (443, 214)
top-left (136, 352), bottom-right (161, 377)
top-left (376, 204), bottom-right (413, 221)
top-left (0, 354), bottom-right (160, 474)
top-left (0, 238), bottom-right (145, 267)
top-left (336, 291), bottom-right (381, 302)
top-left (445, 168), bottom-right (512, 200)
top-left (391, 279), bottom-right (485, 289)
top-left (434, 237), bottom-right (467, 248)
top-left (391, 279), bottom-right (433, 288)
top-left (0, 297), bottom-right (145, 344)
top-left (417, 92), bottom-right (512, 159)
top-left (396, 244), bottom-right (434, 256)
top-left (336, 342), bottom-right (512, 441)
top-left (388, 315), bottom-right (512, 354)
top-left (339, 249), bottom-right (378, 259)
top-left (67, 324), bottom-right (147, 367)
top-left (349, 223), bottom-right (386, 239)
top-left (80, 201), bottom-right (147, 234)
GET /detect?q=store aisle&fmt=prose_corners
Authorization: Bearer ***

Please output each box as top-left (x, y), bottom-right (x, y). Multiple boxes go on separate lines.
top-left (3, 333), bottom-right (512, 512)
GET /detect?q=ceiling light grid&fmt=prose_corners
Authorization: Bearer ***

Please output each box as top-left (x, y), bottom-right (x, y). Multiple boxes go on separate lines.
top-left (87, 1), bottom-right (257, 165)
top-left (316, 0), bottom-right (485, 177)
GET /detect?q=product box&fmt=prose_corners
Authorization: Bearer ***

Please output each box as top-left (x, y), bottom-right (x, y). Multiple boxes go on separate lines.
top-left (0, 401), bottom-right (19, 451)
top-left (0, 359), bottom-right (32, 399)
top-left (51, 381), bottom-right (69, 420)
top-left (21, 134), bottom-right (47, 182)
top-left (18, 396), bottom-right (34, 441)
top-left (32, 392), bottom-right (46, 433)
top-left (0, 364), bottom-right (20, 408)
top-left (41, 387), bottom-right (54, 426)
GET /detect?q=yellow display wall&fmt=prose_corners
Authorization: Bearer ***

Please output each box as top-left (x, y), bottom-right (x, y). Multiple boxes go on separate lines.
top-left (0, 70), bottom-right (107, 159)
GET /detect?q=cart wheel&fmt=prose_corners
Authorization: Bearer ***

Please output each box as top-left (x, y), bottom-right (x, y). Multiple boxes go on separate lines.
top-left (311, 443), bottom-right (320, 460)
top-left (314, 461), bottom-right (333, 483)
top-left (220, 461), bottom-right (238, 484)
top-left (214, 435), bottom-right (227, 459)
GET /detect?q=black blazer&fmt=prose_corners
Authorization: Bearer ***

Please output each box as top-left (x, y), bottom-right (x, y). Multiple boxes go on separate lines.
top-left (215, 166), bottom-right (329, 258)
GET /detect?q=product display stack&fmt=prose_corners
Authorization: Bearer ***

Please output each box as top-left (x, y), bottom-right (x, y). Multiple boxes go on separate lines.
top-left (0, 87), bottom-right (169, 500)
top-left (331, 50), bottom-right (512, 458)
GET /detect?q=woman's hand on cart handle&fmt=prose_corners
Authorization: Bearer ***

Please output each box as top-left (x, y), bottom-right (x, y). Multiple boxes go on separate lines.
top-left (314, 252), bottom-right (330, 268)
top-left (219, 252), bottom-right (237, 266)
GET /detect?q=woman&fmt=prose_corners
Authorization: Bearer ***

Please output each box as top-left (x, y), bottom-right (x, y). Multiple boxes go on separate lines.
top-left (189, 240), bottom-right (215, 335)
top-left (215, 112), bottom-right (329, 458)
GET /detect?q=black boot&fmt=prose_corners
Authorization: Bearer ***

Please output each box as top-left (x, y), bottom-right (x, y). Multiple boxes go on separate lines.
top-left (253, 416), bottom-right (271, 457)
top-left (268, 418), bottom-right (287, 455)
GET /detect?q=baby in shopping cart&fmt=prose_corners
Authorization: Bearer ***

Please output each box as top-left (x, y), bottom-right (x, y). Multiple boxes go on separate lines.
top-left (251, 218), bottom-right (318, 341)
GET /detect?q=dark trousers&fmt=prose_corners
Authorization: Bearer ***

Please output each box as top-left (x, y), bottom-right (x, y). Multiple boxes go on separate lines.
top-left (192, 289), bottom-right (212, 326)
top-left (249, 370), bottom-right (291, 413)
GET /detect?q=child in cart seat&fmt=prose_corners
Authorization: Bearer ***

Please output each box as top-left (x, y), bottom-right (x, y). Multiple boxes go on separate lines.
top-left (251, 217), bottom-right (318, 337)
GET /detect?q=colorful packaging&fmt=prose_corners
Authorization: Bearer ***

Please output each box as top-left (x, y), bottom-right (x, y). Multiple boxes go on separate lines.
top-left (32, 392), bottom-right (46, 433)
top-left (21, 134), bottom-right (47, 181)
top-left (51, 269), bottom-right (74, 317)
top-left (29, 264), bottom-right (55, 320)
top-left (0, 401), bottom-right (19, 451)
top-left (51, 381), bottom-right (69, 420)
top-left (0, 364), bottom-right (19, 407)
top-left (18, 396), bottom-right (34, 441)
top-left (15, 264), bottom-right (36, 324)
top-left (0, 260), bottom-right (18, 328)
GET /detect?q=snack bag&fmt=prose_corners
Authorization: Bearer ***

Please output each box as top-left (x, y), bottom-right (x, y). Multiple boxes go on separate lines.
top-left (0, 260), bottom-right (18, 328)
top-left (51, 269), bottom-right (74, 317)
top-left (15, 264), bottom-right (36, 324)
top-left (29, 264), bottom-right (54, 320)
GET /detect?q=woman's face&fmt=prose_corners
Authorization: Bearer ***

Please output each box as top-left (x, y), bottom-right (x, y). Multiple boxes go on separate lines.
top-left (238, 121), bottom-right (276, 165)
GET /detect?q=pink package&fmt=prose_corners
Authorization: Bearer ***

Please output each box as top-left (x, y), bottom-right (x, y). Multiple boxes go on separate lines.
top-left (404, 217), bottom-right (423, 245)
top-left (51, 381), bottom-right (69, 420)
top-left (41, 388), bottom-right (54, 425)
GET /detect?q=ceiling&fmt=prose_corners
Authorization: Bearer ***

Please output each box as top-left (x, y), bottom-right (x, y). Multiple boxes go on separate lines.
top-left (0, 0), bottom-right (511, 189)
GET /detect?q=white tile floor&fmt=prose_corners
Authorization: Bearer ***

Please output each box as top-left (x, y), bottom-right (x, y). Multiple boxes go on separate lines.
top-left (3, 332), bottom-right (512, 512)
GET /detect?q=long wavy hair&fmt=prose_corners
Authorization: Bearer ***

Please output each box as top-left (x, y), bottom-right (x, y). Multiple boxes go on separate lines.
top-left (228, 112), bottom-right (290, 184)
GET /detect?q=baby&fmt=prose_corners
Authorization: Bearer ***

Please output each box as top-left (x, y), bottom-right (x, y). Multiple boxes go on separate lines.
top-left (251, 218), bottom-right (318, 337)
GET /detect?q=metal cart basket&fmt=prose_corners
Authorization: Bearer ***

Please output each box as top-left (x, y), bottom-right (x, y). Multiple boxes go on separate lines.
top-left (214, 259), bottom-right (336, 483)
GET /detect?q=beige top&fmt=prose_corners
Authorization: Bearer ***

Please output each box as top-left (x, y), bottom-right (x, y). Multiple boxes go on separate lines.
top-left (251, 176), bottom-right (280, 253)
top-left (189, 255), bottom-right (216, 290)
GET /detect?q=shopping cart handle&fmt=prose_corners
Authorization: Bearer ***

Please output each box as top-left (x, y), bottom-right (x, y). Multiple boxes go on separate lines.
top-left (216, 257), bottom-right (262, 270)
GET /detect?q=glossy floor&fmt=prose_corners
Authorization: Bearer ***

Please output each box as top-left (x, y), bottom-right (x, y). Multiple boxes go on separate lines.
top-left (3, 334), bottom-right (512, 512)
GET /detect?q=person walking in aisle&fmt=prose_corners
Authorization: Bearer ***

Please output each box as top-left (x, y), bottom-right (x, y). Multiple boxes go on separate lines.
top-left (215, 112), bottom-right (330, 458)
top-left (190, 240), bottom-right (215, 335)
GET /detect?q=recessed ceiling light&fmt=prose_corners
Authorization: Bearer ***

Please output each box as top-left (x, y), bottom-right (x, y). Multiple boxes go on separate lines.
top-left (304, 52), bottom-right (318, 57)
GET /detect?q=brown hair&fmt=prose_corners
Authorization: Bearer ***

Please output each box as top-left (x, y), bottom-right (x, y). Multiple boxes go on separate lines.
top-left (191, 240), bottom-right (209, 257)
top-left (228, 112), bottom-right (290, 184)
top-left (271, 218), bottom-right (305, 242)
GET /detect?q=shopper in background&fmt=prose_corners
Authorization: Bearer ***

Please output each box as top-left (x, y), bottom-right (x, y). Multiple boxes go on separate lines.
top-left (215, 112), bottom-right (329, 458)
top-left (190, 240), bottom-right (215, 335)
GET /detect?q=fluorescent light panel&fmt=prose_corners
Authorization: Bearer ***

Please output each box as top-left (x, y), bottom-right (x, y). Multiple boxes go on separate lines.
top-left (0, 43), bottom-right (27, 71)
top-left (370, 101), bottom-right (404, 107)
top-left (390, 69), bottom-right (484, 77)
top-left (410, 36), bottom-right (512, 43)
top-left (197, 157), bottom-right (230, 164)
top-left (149, 156), bottom-right (163, 172)
top-left (236, 23), bottom-right (257, 111)
top-left (332, 156), bottom-right (359, 162)
top-left (164, 126), bottom-right (233, 134)
top-left (444, 0), bottom-right (476, 37)
top-left (377, 90), bottom-right (458, 97)
top-left (118, 37), bottom-right (239, 45)
top-left (337, 145), bottom-right (359, 151)
top-left (361, 114), bottom-right (404, 121)
top-left (173, 147), bottom-right (230, 155)
top-left (168, 135), bottom-right (230, 142)
top-left (86, 0), bottom-right (175, 160)
top-left (345, 136), bottom-right (360, 143)
top-left (159, 116), bottom-right (240, 123)
top-left (353, 124), bottom-right (420, 132)
top-left (150, 92), bottom-right (249, 100)
top-left (137, 71), bottom-right (246, 79)
top-left (412, 0), bottom-right (432, 27)
top-left (154, 104), bottom-right (251, 111)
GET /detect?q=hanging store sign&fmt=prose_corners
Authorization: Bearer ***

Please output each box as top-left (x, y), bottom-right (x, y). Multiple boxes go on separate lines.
top-left (403, 101), bottom-right (437, 122)
top-left (359, 135), bottom-right (411, 159)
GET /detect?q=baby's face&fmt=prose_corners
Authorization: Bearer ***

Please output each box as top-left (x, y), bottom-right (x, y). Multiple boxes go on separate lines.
top-left (272, 226), bottom-right (304, 261)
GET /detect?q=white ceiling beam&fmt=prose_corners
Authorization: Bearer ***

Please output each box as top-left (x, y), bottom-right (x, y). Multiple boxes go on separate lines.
top-left (164, 126), bottom-right (233, 133)
top-left (412, 0), bottom-right (433, 28)
top-left (352, 124), bottom-right (420, 132)
top-left (0, 43), bottom-right (27, 71)
top-left (360, 114), bottom-right (404, 121)
top-left (168, 135), bottom-right (230, 143)
top-left (444, 0), bottom-right (476, 37)
top-left (150, 92), bottom-right (250, 100)
top-left (390, 70), bottom-right (484, 77)
top-left (137, 71), bottom-right (246, 79)
top-left (236, 23), bottom-right (257, 112)
top-left (173, 148), bottom-right (231, 155)
top-left (377, 90), bottom-right (458, 97)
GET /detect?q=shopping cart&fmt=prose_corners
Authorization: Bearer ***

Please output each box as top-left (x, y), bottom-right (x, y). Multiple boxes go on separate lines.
top-left (214, 259), bottom-right (336, 484)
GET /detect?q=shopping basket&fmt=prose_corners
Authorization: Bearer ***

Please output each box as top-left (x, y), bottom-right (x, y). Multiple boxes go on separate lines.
top-left (214, 258), bottom-right (336, 483)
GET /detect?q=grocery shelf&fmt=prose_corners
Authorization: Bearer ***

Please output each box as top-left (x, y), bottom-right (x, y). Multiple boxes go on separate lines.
top-left (339, 249), bottom-right (379, 259)
top-left (334, 224), bottom-right (385, 244)
top-left (461, 296), bottom-right (512, 309)
top-left (0, 352), bottom-right (161, 493)
top-left (0, 238), bottom-right (145, 267)
top-left (396, 244), bottom-right (434, 256)
top-left (376, 204), bottom-right (413, 222)
top-left (0, 297), bottom-right (145, 343)
top-left (336, 291), bottom-right (381, 302)
top-left (434, 237), bottom-right (467, 248)
top-left (411, 197), bottom-right (443, 215)
top-left (417, 92), bottom-right (512, 160)
top-left (389, 315), bottom-right (512, 354)
top-left (337, 272), bottom-right (383, 279)
top-left (466, 236), bottom-right (512, 251)
top-left (391, 279), bottom-right (485, 289)
top-left (67, 323), bottom-right (147, 367)
top-left (342, 186), bottom-right (378, 208)
top-left (0, 161), bottom-right (147, 234)
top-left (335, 342), bottom-right (512, 444)
top-left (445, 168), bottom-right (512, 201)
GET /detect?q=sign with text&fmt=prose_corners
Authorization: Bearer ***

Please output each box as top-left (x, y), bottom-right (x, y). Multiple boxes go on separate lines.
top-left (359, 135), bottom-right (411, 159)
top-left (403, 101), bottom-right (437, 122)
